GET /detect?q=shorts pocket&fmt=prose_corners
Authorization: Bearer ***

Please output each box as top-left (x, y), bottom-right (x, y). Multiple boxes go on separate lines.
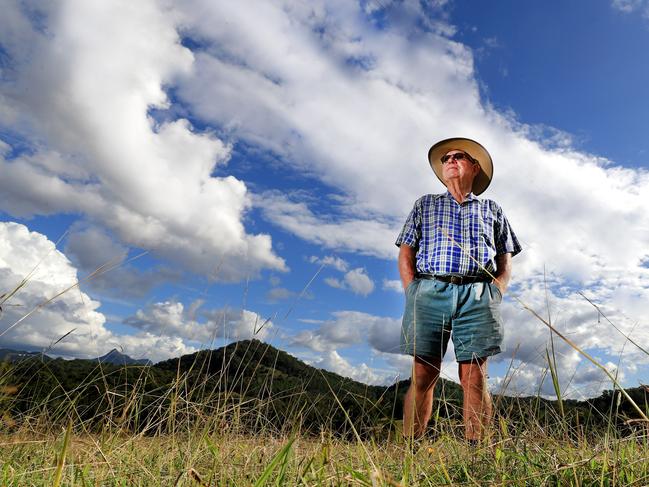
top-left (488, 282), bottom-right (503, 301)
top-left (406, 278), bottom-right (419, 294)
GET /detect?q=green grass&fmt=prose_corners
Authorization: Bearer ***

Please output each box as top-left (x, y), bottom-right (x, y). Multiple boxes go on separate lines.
top-left (0, 329), bottom-right (648, 485)
top-left (0, 355), bottom-right (648, 487)
top-left (1, 424), bottom-right (648, 485)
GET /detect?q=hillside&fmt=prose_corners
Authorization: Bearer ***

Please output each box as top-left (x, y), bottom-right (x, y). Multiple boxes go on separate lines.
top-left (0, 340), bottom-right (460, 436)
top-left (0, 340), bottom-right (646, 437)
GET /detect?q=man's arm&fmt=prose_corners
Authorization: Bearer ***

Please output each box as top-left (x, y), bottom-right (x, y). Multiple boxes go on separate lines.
top-left (492, 253), bottom-right (512, 295)
top-left (398, 244), bottom-right (417, 291)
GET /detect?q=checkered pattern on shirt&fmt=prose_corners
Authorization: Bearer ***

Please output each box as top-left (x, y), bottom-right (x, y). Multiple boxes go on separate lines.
top-left (395, 192), bottom-right (522, 276)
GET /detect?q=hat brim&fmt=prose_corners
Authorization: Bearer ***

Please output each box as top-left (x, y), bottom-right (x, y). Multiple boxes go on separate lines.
top-left (427, 137), bottom-right (493, 196)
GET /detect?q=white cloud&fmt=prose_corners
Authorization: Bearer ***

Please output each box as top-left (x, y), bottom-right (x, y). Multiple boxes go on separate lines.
top-left (166, 0), bottom-right (649, 301)
top-left (164, 0), bottom-right (649, 304)
top-left (291, 310), bottom-right (400, 354)
top-left (258, 192), bottom-right (398, 260)
top-left (323, 277), bottom-right (344, 289)
top-left (485, 279), bottom-right (649, 398)
top-left (309, 255), bottom-right (349, 272)
top-left (611, 0), bottom-right (649, 17)
top-left (0, 221), bottom-right (194, 362)
top-left (0, 0), bottom-right (286, 282)
top-left (343, 268), bottom-right (375, 296)
top-left (382, 279), bottom-right (403, 293)
top-left (324, 268), bottom-right (375, 296)
top-left (311, 350), bottom-right (397, 385)
top-left (124, 300), bottom-right (273, 343)
top-left (266, 287), bottom-right (295, 302)
top-left (64, 225), bottom-right (181, 298)
top-left (490, 358), bottom-right (623, 400)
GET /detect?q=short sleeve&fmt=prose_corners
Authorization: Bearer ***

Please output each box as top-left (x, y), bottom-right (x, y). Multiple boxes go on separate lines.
top-left (395, 199), bottom-right (422, 248)
top-left (494, 204), bottom-right (522, 257)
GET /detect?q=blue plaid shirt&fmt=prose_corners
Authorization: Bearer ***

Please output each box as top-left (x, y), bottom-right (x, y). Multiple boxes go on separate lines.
top-left (395, 192), bottom-right (522, 276)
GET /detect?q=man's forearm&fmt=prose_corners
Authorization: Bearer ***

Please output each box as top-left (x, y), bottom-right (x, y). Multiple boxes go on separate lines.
top-left (492, 253), bottom-right (512, 294)
top-left (398, 244), bottom-right (417, 290)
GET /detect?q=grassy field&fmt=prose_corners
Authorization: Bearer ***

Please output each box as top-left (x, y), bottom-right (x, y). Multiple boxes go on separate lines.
top-left (1, 421), bottom-right (648, 485)
top-left (1, 264), bottom-right (648, 485)
top-left (0, 328), bottom-right (648, 485)
top-left (1, 360), bottom-right (648, 487)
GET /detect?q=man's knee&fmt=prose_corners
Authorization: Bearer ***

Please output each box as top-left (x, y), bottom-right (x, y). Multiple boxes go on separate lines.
top-left (411, 355), bottom-right (441, 392)
top-left (458, 357), bottom-right (488, 390)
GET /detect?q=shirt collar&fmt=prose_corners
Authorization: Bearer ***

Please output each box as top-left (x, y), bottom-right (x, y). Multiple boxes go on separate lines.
top-left (444, 190), bottom-right (478, 202)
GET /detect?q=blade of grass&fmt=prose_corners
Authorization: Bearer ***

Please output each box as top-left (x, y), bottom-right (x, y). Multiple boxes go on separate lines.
top-left (253, 436), bottom-right (295, 487)
top-left (52, 419), bottom-right (72, 487)
top-left (546, 348), bottom-right (564, 419)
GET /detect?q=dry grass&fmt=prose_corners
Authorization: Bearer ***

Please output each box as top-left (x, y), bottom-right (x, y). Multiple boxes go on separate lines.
top-left (1, 408), bottom-right (648, 485)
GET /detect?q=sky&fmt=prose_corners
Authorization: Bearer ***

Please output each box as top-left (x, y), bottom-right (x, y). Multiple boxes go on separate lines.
top-left (1, 0), bottom-right (648, 400)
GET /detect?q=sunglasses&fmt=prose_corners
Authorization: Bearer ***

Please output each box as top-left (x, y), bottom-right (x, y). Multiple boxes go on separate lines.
top-left (441, 152), bottom-right (475, 164)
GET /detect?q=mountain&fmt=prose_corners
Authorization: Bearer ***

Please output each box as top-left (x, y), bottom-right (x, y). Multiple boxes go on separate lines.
top-left (0, 348), bottom-right (50, 363)
top-left (94, 348), bottom-right (152, 366)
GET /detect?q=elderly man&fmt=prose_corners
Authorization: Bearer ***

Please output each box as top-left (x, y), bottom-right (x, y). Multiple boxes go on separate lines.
top-left (396, 137), bottom-right (521, 442)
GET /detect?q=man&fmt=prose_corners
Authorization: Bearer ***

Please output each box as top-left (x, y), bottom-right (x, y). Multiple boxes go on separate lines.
top-left (395, 137), bottom-right (521, 442)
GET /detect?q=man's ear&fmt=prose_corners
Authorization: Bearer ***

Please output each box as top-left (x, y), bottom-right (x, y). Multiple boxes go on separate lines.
top-left (473, 163), bottom-right (481, 176)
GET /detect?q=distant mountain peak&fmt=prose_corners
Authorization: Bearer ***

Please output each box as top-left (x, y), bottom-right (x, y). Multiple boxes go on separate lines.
top-left (0, 348), bottom-right (48, 362)
top-left (95, 349), bottom-right (152, 366)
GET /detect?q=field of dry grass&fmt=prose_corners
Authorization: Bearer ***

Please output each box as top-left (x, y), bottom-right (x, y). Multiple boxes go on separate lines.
top-left (1, 387), bottom-right (648, 486)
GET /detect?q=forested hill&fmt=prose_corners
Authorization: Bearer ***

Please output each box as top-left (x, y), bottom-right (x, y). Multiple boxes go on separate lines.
top-left (1, 339), bottom-right (459, 436)
top-left (1, 340), bottom-right (646, 437)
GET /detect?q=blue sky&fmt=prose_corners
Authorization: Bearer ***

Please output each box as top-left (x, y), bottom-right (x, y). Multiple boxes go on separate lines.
top-left (1, 0), bottom-right (648, 399)
top-left (454, 0), bottom-right (649, 166)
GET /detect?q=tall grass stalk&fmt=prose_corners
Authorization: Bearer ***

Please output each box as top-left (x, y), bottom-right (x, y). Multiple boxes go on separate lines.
top-left (51, 419), bottom-right (71, 487)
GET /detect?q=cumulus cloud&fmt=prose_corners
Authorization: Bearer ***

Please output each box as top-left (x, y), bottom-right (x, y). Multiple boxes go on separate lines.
top-left (344, 268), bottom-right (375, 296)
top-left (324, 268), bottom-right (375, 296)
top-left (0, 222), bottom-right (194, 362)
top-left (382, 279), bottom-right (403, 293)
top-left (258, 192), bottom-right (398, 260)
top-left (291, 310), bottom-right (400, 354)
top-left (0, 0), bottom-right (285, 282)
top-left (490, 358), bottom-right (622, 400)
top-left (165, 0), bottom-right (649, 311)
top-left (309, 255), bottom-right (349, 272)
top-left (311, 350), bottom-right (397, 385)
top-left (265, 287), bottom-right (295, 302)
top-left (124, 300), bottom-right (273, 343)
top-left (486, 278), bottom-right (649, 398)
top-left (64, 225), bottom-right (181, 298)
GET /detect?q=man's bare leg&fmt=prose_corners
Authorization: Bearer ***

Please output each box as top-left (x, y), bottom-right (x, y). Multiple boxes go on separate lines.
top-left (403, 355), bottom-right (442, 439)
top-left (458, 357), bottom-right (492, 441)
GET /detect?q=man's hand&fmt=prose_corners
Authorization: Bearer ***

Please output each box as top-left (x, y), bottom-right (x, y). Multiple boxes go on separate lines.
top-left (398, 244), bottom-right (417, 291)
top-left (492, 253), bottom-right (512, 296)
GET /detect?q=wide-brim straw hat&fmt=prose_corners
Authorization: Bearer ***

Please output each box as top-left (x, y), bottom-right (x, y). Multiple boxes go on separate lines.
top-left (427, 137), bottom-right (493, 196)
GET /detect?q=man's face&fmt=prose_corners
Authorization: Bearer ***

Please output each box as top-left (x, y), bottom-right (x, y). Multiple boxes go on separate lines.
top-left (441, 150), bottom-right (480, 184)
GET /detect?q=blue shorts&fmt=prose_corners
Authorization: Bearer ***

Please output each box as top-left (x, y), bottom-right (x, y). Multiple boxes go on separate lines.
top-left (400, 278), bottom-right (504, 362)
